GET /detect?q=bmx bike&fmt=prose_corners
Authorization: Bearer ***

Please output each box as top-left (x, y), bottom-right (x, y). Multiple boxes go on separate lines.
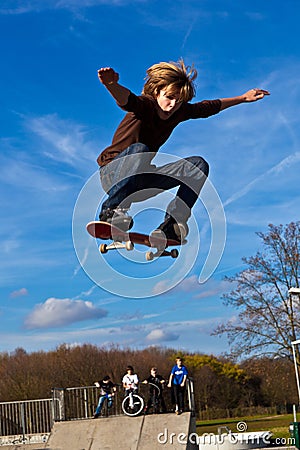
top-left (122, 388), bottom-right (144, 417)
top-left (146, 382), bottom-right (163, 414)
top-left (121, 383), bottom-right (163, 417)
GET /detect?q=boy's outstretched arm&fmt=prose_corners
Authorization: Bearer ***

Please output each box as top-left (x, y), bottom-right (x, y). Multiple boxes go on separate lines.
top-left (98, 67), bottom-right (130, 106)
top-left (220, 88), bottom-right (270, 111)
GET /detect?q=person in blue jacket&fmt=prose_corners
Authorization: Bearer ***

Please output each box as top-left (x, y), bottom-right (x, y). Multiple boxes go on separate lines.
top-left (168, 356), bottom-right (188, 415)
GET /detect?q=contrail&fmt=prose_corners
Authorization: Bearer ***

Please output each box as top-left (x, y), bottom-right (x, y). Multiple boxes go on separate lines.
top-left (223, 151), bottom-right (300, 207)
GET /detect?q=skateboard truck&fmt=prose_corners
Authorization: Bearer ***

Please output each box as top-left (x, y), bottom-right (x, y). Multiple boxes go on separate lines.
top-left (145, 232), bottom-right (180, 260)
top-left (100, 240), bottom-right (179, 260)
top-left (145, 248), bottom-right (179, 261)
top-left (99, 240), bottom-right (134, 254)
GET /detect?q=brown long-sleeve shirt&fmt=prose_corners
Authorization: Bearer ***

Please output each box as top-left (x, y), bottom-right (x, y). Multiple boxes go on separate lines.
top-left (97, 92), bottom-right (221, 167)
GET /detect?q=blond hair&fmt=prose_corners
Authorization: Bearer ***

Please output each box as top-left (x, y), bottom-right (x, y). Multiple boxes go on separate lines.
top-left (142, 59), bottom-right (197, 102)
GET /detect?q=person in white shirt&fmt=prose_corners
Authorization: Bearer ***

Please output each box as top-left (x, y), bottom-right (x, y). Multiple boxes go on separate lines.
top-left (122, 365), bottom-right (139, 394)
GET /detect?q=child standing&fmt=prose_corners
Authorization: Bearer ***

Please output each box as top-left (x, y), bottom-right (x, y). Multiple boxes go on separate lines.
top-left (168, 357), bottom-right (188, 415)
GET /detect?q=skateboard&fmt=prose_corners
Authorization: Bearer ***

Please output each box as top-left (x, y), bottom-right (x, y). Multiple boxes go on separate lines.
top-left (86, 221), bottom-right (185, 260)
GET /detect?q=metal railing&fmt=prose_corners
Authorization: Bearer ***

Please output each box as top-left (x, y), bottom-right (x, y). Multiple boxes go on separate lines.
top-left (0, 379), bottom-right (195, 442)
top-left (52, 378), bottom-right (195, 421)
top-left (0, 398), bottom-right (55, 439)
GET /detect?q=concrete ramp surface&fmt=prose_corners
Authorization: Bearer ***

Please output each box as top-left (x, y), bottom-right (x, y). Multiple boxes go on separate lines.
top-left (0, 412), bottom-right (197, 450)
top-left (45, 412), bottom-right (197, 450)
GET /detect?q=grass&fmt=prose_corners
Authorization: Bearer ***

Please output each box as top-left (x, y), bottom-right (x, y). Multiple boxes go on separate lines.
top-left (196, 414), bottom-right (295, 441)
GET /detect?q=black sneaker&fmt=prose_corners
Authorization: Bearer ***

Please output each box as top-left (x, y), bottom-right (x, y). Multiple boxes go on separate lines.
top-left (99, 207), bottom-right (133, 231)
top-left (151, 216), bottom-right (188, 244)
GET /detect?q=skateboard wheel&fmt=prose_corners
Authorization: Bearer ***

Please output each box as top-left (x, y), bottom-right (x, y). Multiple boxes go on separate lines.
top-left (170, 249), bottom-right (179, 258)
top-left (99, 244), bottom-right (108, 254)
top-left (145, 251), bottom-right (154, 261)
top-left (125, 241), bottom-right (134, 251)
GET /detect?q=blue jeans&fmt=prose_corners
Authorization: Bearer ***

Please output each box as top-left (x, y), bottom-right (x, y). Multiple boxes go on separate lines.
top-left (95, 394), bottom-right (113, 415)
top-left (100, 143), bottom-right (209, 222)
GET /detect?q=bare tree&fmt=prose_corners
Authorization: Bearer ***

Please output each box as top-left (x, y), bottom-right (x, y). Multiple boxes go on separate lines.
top-left (213, 222), bottom-right (300, 360)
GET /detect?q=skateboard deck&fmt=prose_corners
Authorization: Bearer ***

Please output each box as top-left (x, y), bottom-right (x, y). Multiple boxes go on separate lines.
top-left (86, 221), bottom-right (185, 260)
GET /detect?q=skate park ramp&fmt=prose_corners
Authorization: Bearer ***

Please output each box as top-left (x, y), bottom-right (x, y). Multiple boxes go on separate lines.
top-left (0, 412), bottom-right (197, 450)
top-left (46, 412), bottom-right (198, 450)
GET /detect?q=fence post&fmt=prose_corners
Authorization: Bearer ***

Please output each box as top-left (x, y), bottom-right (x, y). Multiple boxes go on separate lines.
top-left (84, 388), bottom-right (88, 419)
top-left (20, 402), bottom-right (26, 442)
top-left (187, 378), bottom-right (195, 417)
top-left (52, 388), bottom-right (65, 421)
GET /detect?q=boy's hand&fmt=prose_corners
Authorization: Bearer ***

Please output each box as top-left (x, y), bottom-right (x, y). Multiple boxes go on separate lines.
top-left (98, 66), bottom-right (130, 106)
top-left (243, 88), bottom-right (270, 102)
top-left (98, 67), bottom-right (119, 86)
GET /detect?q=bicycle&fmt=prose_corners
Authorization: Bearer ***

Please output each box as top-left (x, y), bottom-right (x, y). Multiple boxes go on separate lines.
top-left (144, 382), bottom-right (165, 414)
top-left (151, 383), bottom-right (161, 414)
top-left (122, 382), bottom-right (164, 416)
top-left (121, 388), bottom-right (144, 417)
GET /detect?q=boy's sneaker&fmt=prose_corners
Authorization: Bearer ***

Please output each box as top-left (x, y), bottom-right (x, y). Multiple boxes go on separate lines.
top-left (151, 215), bottom-right (188, 244)
top-left (99, 207), bottom-right (133, 231)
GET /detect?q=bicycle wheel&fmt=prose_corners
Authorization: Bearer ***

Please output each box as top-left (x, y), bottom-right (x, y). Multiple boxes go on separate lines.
top-left (122, 394), bottom-right (144, 416)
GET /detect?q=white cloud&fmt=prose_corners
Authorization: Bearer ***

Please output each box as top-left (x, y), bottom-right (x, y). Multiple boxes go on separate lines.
top-left (152, 275), bottom-right (200, 295)
top-left (1, 238), bottom-right (20, 254)
top-left (0, 0), bottom-right (144, 15)
top-left (25, 114), bottom-right (94, 168)
top-left (24, 297), bottom-right (107, 329)
top-left (176, 275), bottom-right (199, 292)
top-left (152, 280), bottom-right (170, 295)
top-left (10, 287), bottom-right (29, 298)
top-left (146, 328), bottom-right (179, 343)
top-left (0, 154), bottom-right (71, 193)
top-left (152, 275), bottom-right (230, 299)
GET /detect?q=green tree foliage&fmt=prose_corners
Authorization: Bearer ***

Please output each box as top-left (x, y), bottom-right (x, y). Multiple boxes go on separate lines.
top-left (184, 354), bottom-right (248, 382)
top-left (213, 222), bottom-right (300, 360)
top-left (182, 354), bottom-right (255, 415)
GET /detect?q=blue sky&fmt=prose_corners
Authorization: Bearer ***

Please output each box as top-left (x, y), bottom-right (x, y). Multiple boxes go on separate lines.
top-left (1, 0), bottom-right (300, 356)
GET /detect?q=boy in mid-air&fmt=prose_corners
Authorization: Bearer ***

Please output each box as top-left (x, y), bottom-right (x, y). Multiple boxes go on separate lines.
top-left (97, 60), bottom-right (269, 242)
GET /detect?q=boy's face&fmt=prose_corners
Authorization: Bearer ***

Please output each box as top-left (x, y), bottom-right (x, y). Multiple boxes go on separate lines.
top-left (156, 88), bottom-right (182, 119)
